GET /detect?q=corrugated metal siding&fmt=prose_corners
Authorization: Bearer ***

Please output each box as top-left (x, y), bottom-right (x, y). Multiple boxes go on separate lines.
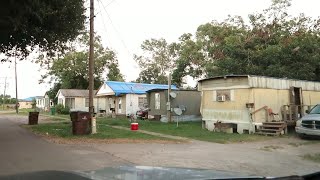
top-left (199, 77), bottom-right (249, 90)
top-left (248, 76), bottom-right (320, 91)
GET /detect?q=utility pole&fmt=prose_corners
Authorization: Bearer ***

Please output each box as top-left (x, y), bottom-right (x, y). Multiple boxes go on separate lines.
top-left (89, 0), bottom-right (96, 134)
top-left (167, 73), bottom-right (172, 123)
top-left (15, 55), bottom-right (18, 114)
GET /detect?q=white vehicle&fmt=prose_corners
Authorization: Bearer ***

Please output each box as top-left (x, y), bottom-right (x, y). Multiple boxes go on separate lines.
top-left (296, 104), bottom-right (320, 138)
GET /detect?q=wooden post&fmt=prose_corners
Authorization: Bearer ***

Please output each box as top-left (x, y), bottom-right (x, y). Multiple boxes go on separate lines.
top-left (89, 0), bottom-right (96, 134)
top-left (288, 105), bottom-right (292, 121)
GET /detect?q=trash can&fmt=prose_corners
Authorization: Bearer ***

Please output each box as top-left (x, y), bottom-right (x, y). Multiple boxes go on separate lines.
top-left (28, 112), bottom-right (39, 125)
top-left (70, 111), bottom-right (91, 135)
top-left (50, 107), bottom-right (56, 115)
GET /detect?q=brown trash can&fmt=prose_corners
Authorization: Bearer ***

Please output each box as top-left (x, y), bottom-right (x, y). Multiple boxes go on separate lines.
top-left (28, 112), bottom-right (39, 125)
top-left (70, 111), bottom-right (91, 135)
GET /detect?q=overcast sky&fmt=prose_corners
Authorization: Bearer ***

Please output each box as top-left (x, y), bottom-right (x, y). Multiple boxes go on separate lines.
top-left (0, 0), bottom-right (319, 99)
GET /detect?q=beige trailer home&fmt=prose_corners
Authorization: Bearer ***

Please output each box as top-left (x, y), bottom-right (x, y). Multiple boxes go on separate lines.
top-left (198, 75), bottom-right (320, 134)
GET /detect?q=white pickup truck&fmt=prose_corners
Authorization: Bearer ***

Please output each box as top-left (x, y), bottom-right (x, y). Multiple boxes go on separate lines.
top-left (296, 104), bottom-right (320, 138)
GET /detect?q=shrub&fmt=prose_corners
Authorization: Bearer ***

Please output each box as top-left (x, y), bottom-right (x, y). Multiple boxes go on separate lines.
top-left (55, 104), bottom-right (70, 115)
top-left (60, 106), bottom-right (70, 115)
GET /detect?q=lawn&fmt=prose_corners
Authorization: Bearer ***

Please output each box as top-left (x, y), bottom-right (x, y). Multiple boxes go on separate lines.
top-left (24, 121), bottom-right (172, 141)
top-left (9, 109), bottom-right (70, 121)
top-left (97, 117), bottom-right (272, 143)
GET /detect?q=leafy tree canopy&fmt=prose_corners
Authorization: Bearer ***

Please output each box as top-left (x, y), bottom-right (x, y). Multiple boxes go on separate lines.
top-left (42, 33), bottom-right (124, 99)
top-left (134, 38), bottom-right (178, 84)
top-left (0, 0), bottom-right (86, 57)
top-left (160, 0), bottom-right (320, 86)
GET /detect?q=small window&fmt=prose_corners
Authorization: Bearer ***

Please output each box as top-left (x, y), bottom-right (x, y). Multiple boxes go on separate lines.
top-left (118, 98), bottom-right (122, 110)
top-left (155, 93), bottom-right (160, 109)
top-left (85, 98), bottom-right (89, 107)
top-left (216, 90), bottom-right (232, 101)
top-left (65, 98), bottom-right (75, 108)
top-left (138, 97), bottom-right (147, 107)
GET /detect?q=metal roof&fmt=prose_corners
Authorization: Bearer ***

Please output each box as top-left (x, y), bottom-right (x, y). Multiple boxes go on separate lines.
top-left (146, 88), bottom-right (196, 93)
top-left (198, 75), bottom-right (320, 91)
top-left (106, 81), bottom-right (178, 96)
top-left (19, 96), bottom-right (42, 102)
top-left (198, 75), bottom-right (249, 82)
top-left (56, 89), bottom-right (97, 98)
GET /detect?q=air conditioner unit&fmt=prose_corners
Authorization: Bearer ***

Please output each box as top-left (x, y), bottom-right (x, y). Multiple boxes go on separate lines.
top-left (217, 95), bottom-right (226, 102)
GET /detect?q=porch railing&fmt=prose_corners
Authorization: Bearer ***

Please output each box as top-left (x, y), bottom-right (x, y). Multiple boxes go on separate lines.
top-left (281, 105), bottom-right (315, 122)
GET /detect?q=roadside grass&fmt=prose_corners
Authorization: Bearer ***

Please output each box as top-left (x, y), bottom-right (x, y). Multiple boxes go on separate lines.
top-left (302, 153), bottom-right (320, 163)
top-left (23, 122), bottom-right (173, 141)
top-left (97, 117), bottom-right (273, 144)
top-left (8, 109), bottom-right (70, 121)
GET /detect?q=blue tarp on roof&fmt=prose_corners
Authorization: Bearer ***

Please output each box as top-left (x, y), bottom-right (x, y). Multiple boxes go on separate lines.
top-left (106, 81), bottom-right (178, 96)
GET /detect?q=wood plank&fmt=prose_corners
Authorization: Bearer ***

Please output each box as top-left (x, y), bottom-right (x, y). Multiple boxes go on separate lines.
top-left (260, 128), bottom-right (281, 132)
top-left (261, 125), bottom-right (284, 128)
top-left (256, 132), bottom-right (280, 136)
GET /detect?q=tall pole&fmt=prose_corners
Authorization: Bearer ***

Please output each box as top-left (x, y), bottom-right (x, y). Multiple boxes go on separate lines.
top-left (89, 0), bottom-right (94, 115)
top-left (167, 73), bottom-right (172, 123)
top-left (15, 55), bottom-right (18, 114)
top-left (89, 0), bottom-right (96, 133)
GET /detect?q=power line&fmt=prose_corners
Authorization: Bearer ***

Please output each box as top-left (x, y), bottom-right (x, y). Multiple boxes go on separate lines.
top-left (106, 0), bottom-right (117, 7)
top-left (97, 0), bottom-right (132, 56)
top-left (96, 1), bottom-right (113, 48)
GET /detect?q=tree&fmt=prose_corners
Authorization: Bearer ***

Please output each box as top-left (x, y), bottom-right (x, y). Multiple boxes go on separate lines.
top-left (0, 94), bottom-right (17, 104)
top-left (41, 34), bottom-right (124, 94)
top-left (172, 33), bottom-right (205, 86)
top-left (174, 0), bottom-right (320, 82)
top-left (135, 38), bottom-right (178, 84)
top-left (0, 0), bottom-right (86, 58)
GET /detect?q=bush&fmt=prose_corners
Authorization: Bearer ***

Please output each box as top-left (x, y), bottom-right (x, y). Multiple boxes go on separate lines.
top-left (61, 106), bottom-right (70, 115)
top-left (55, 104), bottom-right (70, 115)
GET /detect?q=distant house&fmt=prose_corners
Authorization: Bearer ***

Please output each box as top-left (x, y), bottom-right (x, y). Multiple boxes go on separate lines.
top-left (146, 89), bottom-right (201, 122)
top-left (198, 75), bottom-right (320, 134)
top-left (36, 93), bottom-right (51, 111)
top-left (19, 96), bottom-right (38, 109)
top-left (55, 89), bottom-right (99, 112)
top-left (96, 81), bottom-right (177, 116)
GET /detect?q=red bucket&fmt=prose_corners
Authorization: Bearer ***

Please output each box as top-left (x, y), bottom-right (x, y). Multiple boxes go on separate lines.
top-left (131, 123), bottom-right (139, 131)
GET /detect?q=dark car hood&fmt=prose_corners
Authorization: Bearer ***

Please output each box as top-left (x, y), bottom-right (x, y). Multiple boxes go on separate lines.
top-left (0, 166), bottom-right (260, 180)
top-left (2, 166), bottom-right (319, 180)
top-left (78, 165), bottom-right (259, 180)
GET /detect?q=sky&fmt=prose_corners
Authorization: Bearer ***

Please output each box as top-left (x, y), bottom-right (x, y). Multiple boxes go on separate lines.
top-left (0, 0), bottom-right (319, 99)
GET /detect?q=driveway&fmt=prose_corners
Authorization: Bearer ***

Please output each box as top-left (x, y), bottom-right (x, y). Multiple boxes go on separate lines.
top-left (0, 115), bottom-right (129, 175)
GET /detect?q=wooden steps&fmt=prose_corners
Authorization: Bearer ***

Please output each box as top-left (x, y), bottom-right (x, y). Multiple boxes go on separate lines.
top-left (256, 122), bottom-right (287, 136)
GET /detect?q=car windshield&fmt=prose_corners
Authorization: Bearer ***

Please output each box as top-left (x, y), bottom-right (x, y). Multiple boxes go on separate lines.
top-left (1, 0), bottom-right (320, 179)
top-left (309, 105), bottom-right (320, 114)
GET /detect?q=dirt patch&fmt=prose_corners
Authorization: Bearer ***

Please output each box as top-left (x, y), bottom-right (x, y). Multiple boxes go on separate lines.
top-left (260, 145), bottom-right (284, 151)
top-left (43, 136), bottom-right (187, 145)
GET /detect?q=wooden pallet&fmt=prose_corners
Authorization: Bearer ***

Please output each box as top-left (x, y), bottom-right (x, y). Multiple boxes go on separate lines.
top-left (256, 122), bottom-right (287, 136)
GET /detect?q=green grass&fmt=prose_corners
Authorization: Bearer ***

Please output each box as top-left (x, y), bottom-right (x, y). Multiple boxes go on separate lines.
top-left (97, 117), bottom-right (272, 144)
top-left (24, 122), bottom-right (171, 140)
top-left (7, 109), bottom-right (70, 121)
top-left (302, 153), bottom-right (320, 163)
